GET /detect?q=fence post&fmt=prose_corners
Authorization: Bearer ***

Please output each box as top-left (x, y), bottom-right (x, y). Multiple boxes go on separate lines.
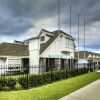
top-left (90, 63), bottom-right (91, 72)
top-left (77, 63), bottom-right (78, 75)
top-left (94, 62), bottom-right (95, 72)
top-left (51, 66), bottom-right (53, 83)
top-left (66, 64), bottom-right (68, 78)
top-left (84, 63), bottom-right (85, 73)
top-left (26, 65), bottom-right (29, 90)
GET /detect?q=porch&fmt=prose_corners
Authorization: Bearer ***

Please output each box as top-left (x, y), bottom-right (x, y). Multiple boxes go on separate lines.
top-left (39, 58), bottom-right (75, 72)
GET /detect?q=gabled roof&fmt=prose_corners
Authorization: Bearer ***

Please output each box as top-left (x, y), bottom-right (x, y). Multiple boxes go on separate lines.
top-left (0, 42), bottom-right (29, 56)
top-left (40, 30), bottom-right (74, 54)
top-left (23, 29), bottom-right (75, 55)
top-left (40, 30), bottom-right (59, 54)
top-left (74, 51), bottom-right (100, 59)
top-left (24, 29), bottom-right (54, 42)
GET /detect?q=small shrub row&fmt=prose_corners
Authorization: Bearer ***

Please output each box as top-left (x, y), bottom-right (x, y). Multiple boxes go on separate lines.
top-left (69, 68), bottom-right (90, 77)
top-left (0, 78), bottom-right (16, 90)
top-left (18, 68), bottom-right (91, 89)
top-left (0, 67), bottom-right (93, 90)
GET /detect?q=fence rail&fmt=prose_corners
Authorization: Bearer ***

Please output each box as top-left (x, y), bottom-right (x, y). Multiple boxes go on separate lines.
top-left (0, 63), bottom-right (99, 91)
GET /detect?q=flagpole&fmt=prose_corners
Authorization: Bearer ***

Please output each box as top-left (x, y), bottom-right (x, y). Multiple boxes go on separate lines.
top-left (77, 13), bottom-right (80, 69)
top-left (69, 5), bottom-right (72, 70)
top-left (58, 0), bottom-right (61, 70)
top-left (84, 19), bottom-right (86, 66)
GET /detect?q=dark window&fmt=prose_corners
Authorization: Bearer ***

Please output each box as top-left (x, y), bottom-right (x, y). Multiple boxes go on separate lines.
top-left (41, 36), bottom-right (45, 41)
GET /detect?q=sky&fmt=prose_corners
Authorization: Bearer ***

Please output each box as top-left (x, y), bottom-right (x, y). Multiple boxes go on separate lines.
top-left (0, 0), bottom-right (100, 52)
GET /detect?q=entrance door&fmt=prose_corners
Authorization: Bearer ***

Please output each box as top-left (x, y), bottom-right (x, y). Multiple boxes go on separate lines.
top-left (22, 58), bottom-right (29, 73)
top-left (22, 58), bottom-right (29, 67)
top-left (61, 59), bottom-right (65, 69)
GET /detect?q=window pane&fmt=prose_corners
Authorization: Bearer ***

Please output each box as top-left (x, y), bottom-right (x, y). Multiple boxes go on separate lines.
top-left (41, 36), bottom-right (45, 41)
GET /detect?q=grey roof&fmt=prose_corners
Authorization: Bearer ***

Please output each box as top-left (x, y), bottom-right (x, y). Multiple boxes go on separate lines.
top-left (74, 51), bottom-right (100, 59)
top-left (0, 42), bottom-right (29, 56)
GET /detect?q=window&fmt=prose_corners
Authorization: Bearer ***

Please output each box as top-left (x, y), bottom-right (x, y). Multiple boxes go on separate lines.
top-left (41, 36), bottom-right (45, 41)
top-left (65, 38), bottom-right (69, 48)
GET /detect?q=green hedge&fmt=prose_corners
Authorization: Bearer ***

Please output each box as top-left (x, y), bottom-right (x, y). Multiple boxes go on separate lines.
top-left (18, 68), bottom-right (90, 89)
top-left (0, 78), bottom-right (16, 90)
top-left (0, 68), bottom-right (92, 90)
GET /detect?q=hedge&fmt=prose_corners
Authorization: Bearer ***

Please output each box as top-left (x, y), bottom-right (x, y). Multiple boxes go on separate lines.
top-left (0, 78), bottom-right (16, 90)
top-left (18, 68), bottom-right (91, 89)
top-left (0, 67), bottom-right (93, 90)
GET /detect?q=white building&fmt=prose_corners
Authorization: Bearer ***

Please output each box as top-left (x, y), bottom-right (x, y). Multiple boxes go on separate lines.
top-left (74, 51), bottom-right (100, 69)
top-left (0, 42), bottom-right (29, 74)
top-left (0, 29), bottom-right (75, 74)
top-left (25, 29), bottom-right (75, 74)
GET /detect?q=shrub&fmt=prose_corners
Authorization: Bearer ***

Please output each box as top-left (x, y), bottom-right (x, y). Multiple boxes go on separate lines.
top-left (18, 69), bottom-right (69, 89)
top-left (18, 68), bottom-right (90, 89)
top-left (6, 78), bottom-right (16, 89)
top-left (52, 70), bottom-right (67, 81)
top-left (0, 79), bottom-right (6, 90)
top-left (29, 75), bottom-right (43, 87)
top-left (0, 78), bottom-right (16, 90)
top-left (18, 77), bottom-right (28, 89)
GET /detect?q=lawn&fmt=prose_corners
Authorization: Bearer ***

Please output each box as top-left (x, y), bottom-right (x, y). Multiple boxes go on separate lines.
top-left (0, 72), bottom-right (100, 100)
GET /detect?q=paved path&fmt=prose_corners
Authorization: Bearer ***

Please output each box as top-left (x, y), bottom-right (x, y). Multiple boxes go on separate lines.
top-left (60, 79), bottom-right (100, 100)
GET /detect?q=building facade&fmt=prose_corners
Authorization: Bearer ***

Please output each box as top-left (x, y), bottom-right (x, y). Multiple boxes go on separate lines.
top-left (25, 29), bottom-right (75, 74)
top-left (74, 51), bottom-right (100, 69)
top-left (0, 29), bottom-right (75, 74)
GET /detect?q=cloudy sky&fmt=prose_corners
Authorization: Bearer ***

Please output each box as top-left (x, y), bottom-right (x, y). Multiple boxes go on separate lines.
top-left (0, 0), bottom-right (100, 52)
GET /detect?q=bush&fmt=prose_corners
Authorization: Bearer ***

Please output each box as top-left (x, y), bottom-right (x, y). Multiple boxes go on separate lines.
top-left (69, 68), bottom-right (90, 77)
top-left (0, 78), bottom-right (16, 90)
top-left (18, 68), bottom-right (91, 89)
top-left (52, 70), bottom-right (68, 81)
top-left (6, 78), bottom-right (16, 89)
top-left (0, 79), bottom-right (6, 90)
top-left (29, 75), bottom-right (43, 87)
top-left (18, 69), bottom-right (68, 89)
top-left (18, 77), bottom-right (28, 89)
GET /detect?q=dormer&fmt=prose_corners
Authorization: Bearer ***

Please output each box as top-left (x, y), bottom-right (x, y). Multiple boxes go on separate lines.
top-left (39, 29), bottom-right (54, 44)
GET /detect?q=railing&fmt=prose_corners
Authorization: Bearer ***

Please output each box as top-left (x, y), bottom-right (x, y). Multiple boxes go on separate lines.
top-left (0, 63), bottom-right (99, 91)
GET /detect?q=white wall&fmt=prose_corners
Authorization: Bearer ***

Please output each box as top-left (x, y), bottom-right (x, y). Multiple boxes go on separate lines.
top-left (0, 58), bottom-right (6, 74)
top-left (7, 57), bottom-right (22, 65)
top-left (74, 59), bottom-right (88, 69)
top-left (29, 39), bottom-right (40, 74)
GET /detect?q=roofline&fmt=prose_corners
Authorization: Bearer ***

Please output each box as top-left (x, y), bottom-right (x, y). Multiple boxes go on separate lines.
top-left (24, 29), bottom-right (75, 42)
top-left (24, 36), bottom-right (39, 42)
top-left (0, 55), bottom-right (29, 58)
top-left (38, 29), bottom-right (54, 37)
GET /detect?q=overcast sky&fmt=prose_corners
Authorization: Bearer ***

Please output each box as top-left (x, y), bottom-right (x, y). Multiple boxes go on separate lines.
top-left (0, 0), bottom-right (100, 52)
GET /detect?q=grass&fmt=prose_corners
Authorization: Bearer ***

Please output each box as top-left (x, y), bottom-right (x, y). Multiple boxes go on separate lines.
top-left (0, 72), bottom-right (100, 100)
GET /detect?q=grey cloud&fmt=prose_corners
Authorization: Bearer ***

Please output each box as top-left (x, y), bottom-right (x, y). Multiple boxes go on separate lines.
top-left (0, 0), bottom-right (100, 50)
